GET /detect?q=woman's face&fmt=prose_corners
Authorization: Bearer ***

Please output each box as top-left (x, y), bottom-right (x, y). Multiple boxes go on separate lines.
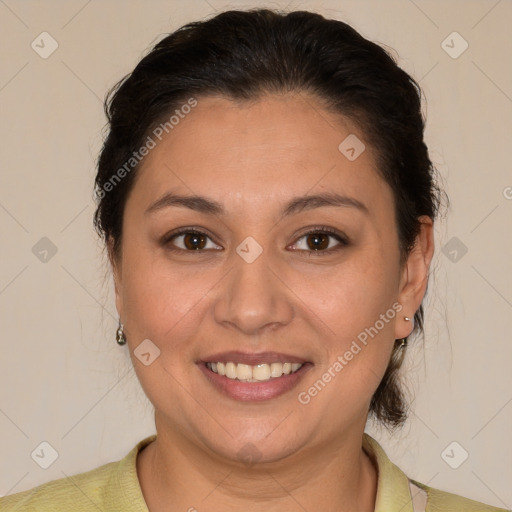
top-left (113, 93), bottom-right (429, 463)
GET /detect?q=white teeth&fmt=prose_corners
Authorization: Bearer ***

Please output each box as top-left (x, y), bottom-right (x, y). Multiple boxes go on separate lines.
top-left (253, 363), bottom-right (271, 381)
top-left (270, 362), bottom-right (283, 378)
top-left (225, 362), bottom-right (237, 379)
top-left (236, 363), bottom-right (252, 380)
top-left (206, 361), bottom-right (304, 382)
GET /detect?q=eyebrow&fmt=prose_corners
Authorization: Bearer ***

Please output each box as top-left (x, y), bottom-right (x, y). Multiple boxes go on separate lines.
top-left (145, 191), bottom-right (369, 217)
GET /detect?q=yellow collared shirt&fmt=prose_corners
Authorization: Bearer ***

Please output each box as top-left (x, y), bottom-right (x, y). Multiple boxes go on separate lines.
top-left (1, 434), bottom-right (509, 511)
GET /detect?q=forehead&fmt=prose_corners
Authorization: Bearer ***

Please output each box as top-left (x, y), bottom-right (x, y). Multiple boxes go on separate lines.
top-left (129, 93), bottom-right (394, 219)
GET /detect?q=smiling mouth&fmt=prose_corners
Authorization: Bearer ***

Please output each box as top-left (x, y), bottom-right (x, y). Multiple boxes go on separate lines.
top-left (205, 361), bottom-right (304, 382)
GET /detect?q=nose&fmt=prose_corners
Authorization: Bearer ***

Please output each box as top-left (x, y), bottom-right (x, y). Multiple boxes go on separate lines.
top-left (213, 244), bottom-right (294, 336)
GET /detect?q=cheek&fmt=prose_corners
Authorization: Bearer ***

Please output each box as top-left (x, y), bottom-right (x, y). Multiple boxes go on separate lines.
top-left (294, 247), bottom-right (400, 339)
top-left (119, 240), bottom-right (219, 351)
top-left (118, 247), bottom-right (215, 414)
top-left (292, 248), bottom-right (400, 408)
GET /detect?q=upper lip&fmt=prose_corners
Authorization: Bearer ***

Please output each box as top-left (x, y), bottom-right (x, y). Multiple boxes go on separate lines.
top-left (198, 351), bottom-right (309, 365)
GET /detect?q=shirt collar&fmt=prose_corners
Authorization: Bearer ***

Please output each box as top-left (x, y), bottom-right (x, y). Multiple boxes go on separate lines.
top-left (363, 433), bottom-right (415, 512)
top-left (102, 434), bottom-right (156, 511)
top-left (105, 433), bottom-right (414, 511)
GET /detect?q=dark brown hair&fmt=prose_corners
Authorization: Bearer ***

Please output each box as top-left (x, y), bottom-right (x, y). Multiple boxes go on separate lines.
top-left (94, 8), bottom-right (442, 429)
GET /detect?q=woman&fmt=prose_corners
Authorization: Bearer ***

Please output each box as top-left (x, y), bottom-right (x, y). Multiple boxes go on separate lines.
top-left (1, 8), bottom-right (508, 512)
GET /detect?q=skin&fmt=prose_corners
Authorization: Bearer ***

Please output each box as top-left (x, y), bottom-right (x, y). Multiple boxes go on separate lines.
top-left (111, 93), bottom-right (434, 512)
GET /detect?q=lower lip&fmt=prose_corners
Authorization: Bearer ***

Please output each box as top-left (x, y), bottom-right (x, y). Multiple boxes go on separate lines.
top-left (198, 363), bottom-right (312, 401)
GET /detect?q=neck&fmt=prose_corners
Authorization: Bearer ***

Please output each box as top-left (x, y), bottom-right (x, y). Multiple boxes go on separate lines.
top-left (137, 416), bottom-right (377, 512)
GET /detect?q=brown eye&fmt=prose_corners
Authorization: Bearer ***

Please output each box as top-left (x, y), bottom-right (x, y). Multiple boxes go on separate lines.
top-left (182, 232), bottom-right (207, 250)
top-left (305, 233), bottom-right (330, 251)
top-left (163, 229), bottom-right (222, 252)
top-left (291, 228), bottom-right (348, 254)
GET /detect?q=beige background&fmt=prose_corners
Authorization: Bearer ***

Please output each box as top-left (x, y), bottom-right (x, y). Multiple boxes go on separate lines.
top-left (0, 0), bottom-right (511, 508)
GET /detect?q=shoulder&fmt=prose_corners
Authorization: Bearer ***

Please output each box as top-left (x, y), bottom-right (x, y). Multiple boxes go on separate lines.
top-left (413, 480), bottom-right (510, 512)
top-left (0, 435), bottom-right (155, 512)
top-left (0, 461), bottom-right (117, 511)
top-left (362, 433), bottom-right (510, 512)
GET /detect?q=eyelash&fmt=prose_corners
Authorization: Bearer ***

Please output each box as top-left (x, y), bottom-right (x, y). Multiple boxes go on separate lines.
top-left (161, 226), bottom-right (349, 257)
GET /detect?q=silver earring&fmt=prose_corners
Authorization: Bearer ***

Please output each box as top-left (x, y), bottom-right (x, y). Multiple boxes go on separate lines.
top-left (404, 316), bottom-right (411, 321)
top-left (116, 321), bottom-right (126, 345)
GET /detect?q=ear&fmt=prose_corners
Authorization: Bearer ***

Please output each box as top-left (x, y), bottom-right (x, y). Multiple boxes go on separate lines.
top-left (107, 237), bottom-right (123, 320)
top-left (395, 216), bottom-right (435, 339)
